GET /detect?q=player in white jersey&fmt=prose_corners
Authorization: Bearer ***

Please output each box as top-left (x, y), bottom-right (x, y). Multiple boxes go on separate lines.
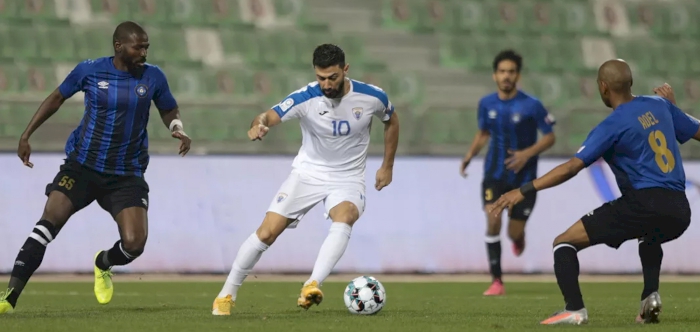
top-left (212, 44), bottom-right (400, 315)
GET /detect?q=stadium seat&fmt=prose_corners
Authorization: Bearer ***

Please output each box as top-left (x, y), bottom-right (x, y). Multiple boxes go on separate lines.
top-left (208, 67), bottom-right (257, 100)
top-left (1, 22), bottom-right (41, 61)
top-left (452, 1), bottom-right (491, 33)
top-left (523, 0), bottom-right (562, 35)
top-left (557, 0), bottom-right (599, 35)
top-left (74, 26), bottom-right (114, 60)
top-left (148, 27), bottom-right (192, 63)
top-left (380, 0), bottom-right (420, 31)
top-left (564, 110), bottom-right (608, 150)
top-left (17, 0), bottom-right (62, 22)
top-left (0, 103), bottom-right (35, 138)
top-left (160, 64), bottom-right (212, 97)
top-left (418, 108), bottom-right (475, 145)
top-left (16, 62), bottom-right (58, 94)
top-left (624, 1), bottom-right (673, 38)
top-left (36, 23), bottom-right (77, 62)
top-left (614, 39), bottom-right (655, 74)
top-left (128, 0), bottom-right (170, 25)
top-left (89, 0), bottom-right (132, 22)
top-left (0, 62), bottom-right (23, 94)
top-left (488, 0), bottom-right (527, 35)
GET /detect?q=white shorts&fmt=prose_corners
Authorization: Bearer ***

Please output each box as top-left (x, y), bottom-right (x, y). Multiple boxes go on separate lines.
top-left (267, 170), bottom-right (366, 228)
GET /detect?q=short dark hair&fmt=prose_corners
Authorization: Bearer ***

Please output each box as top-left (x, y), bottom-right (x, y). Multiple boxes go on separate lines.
top-left (113, 21), bottom-right (147, 44)
top-left (492, 50), bottom-right (523, 73)
top-left (312, 44), bottom-right (345, 68)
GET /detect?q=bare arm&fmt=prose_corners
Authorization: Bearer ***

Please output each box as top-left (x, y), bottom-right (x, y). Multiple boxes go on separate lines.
top-left (251, 109), bottom-right (282, 129)
top-left (464, 129), bottom-right (490, 160)
top-left (159, 107), bottom-right (182, 130)
top-left (248, 109), bottom-right (282, 141)
top-left (21, 88), bottom-right (67, 140)
top-left (522, 132), bottom-right (556, 158)
top-left (381, 113), bottom-right (399, 169)
top-left (532, 157), bottom-right (585, 191)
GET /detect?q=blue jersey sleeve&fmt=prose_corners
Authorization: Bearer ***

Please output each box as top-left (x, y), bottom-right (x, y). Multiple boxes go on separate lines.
top-left (477, 100), bottom-right (488, 130)
top-left (575, 118), bottom-right (618, 167)
top-left (58, 60), bottom-right (91, 99)
top-left (666, 99), bottom-right (700, 144)
top-left (534, 101), bottom-right (555, 134)
top-left (152, 67), bottom-right (178, 111)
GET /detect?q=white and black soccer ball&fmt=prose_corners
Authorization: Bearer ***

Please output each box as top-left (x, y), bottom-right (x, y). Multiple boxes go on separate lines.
top-left (343, 275), bottom-right (386, 315)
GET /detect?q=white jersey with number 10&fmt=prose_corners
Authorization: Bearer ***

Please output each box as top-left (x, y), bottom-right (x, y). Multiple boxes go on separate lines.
top-left (272, 79), bottom-right (394, 182)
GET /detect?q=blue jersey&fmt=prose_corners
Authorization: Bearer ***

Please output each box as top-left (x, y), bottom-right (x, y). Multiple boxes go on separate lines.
top-left (58, 57), bottom-right (178, 177)
top-left (477, 91), bottom-right (555, 185)
top-left (575, 95), bottom-right (700, 194)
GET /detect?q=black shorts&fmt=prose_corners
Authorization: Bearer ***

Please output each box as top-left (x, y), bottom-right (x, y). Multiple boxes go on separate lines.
top-left (482, 180), bottom-right (537, 221)
top-left (45, 160), bottom-right (150, 219)
top-left (581, 188), bottom-right (691, 249)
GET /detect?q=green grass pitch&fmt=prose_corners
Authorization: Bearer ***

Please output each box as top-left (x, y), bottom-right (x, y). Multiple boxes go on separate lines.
top-left (1, 278), bottom-right (700, 331)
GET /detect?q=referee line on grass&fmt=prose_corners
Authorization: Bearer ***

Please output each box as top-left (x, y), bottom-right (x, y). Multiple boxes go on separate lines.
top-left (5, 274), bottom-right (700, 283)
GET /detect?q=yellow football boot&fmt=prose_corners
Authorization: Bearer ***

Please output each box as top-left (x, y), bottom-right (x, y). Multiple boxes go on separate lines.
top-left (93, 251), bottom-right (114, 305)
top-left (297, 280), bottom-right (324, 310)
top-left (0, 288), bottom-right (14, 314)
top-left (212, 295), bottom-right (235, 315)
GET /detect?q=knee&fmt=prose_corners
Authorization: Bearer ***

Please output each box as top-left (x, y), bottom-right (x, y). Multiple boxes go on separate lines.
top-left (508, 228), bottom-right (524, 242)
top-left (256, 226), bottom-right (279, 245)
top-left (329, 202), bottom-right (360, 226)
top-left (256, 213), bottom-right (289, 245)
top-left (41, 193), bottom-right (75, 230)
top-left (121, 233), bottom-right (147, 256)
top-left (332, 211), bottom-right (359, 225)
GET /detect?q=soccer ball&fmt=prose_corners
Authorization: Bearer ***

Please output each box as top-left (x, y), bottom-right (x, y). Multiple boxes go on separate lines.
top-left (343, 275), bottom-right (386, 315)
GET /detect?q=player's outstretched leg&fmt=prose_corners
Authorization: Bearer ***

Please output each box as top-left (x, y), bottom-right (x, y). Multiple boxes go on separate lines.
top-left (483, 205), bottom-right (504, 296)
top-left (93, 207), bottom-right (148, 305)
top-left (541, 220), bottom-right (589, 325)
top-left (636, 239), bottom-right (663, 323)
top-left (298, 202), bottom-right (357, 310)
top-left (213, 212), bottom-right (289, 315)
top-left (0, 191), bottom-right (74, 314)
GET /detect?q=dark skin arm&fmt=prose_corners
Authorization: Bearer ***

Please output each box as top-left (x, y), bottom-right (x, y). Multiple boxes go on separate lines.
top-left (376, 112), bottom-right (399, 191)
top-left (488, 157), bottom-right (586, 217)
top-left (158, 107), bottom-right (191, 156)
top-left (18, 89), bottom-right (68, 168)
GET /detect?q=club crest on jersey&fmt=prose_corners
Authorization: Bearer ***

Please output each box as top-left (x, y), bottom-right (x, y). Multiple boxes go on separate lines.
top-left (511, 113), bottom-right (521, 123)
top-left (352, 107), bottom-right (363, 120)
top-left (276, 193), bottom-right (288, 203)
top-left (135, 84), bottom-right (148, 98)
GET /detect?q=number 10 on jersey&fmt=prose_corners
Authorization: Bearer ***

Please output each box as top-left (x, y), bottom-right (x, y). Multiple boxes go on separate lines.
top-left (332, 120), bottom-right (351, 136)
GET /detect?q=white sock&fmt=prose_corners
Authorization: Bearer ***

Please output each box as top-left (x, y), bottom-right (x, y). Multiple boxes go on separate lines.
top-left (307, 222), bottom-right (352, 286)
top-left (218, 233), bottom-right (269, 300)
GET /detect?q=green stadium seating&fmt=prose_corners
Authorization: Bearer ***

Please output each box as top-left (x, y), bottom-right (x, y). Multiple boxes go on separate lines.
top-left (90, 0), bottom-right (132, 22)
top-left (16, 62), bottom-right (58, 94)
top-left (564, 110), bottom-right (608, 150)
top-left (37, 23), bottom-right (77, 61)
top-left (416, 108), bottom-right (476, 146)
top-left (1, 0), bottom-right (700, 156)
top-left (523, 0), bottom-right (562, 35)
top-left (17, 0), bottom-right (62, 22)
top-left (0, 62), bottom-right (23, 94)
top-left (558, 0), bottom-right (599, 35)
top-left (74, 26), bottom-right (114, 60)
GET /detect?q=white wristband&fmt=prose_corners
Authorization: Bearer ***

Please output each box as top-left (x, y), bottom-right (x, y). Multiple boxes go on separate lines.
top-left (169, 119), bottom-right (183, 132)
